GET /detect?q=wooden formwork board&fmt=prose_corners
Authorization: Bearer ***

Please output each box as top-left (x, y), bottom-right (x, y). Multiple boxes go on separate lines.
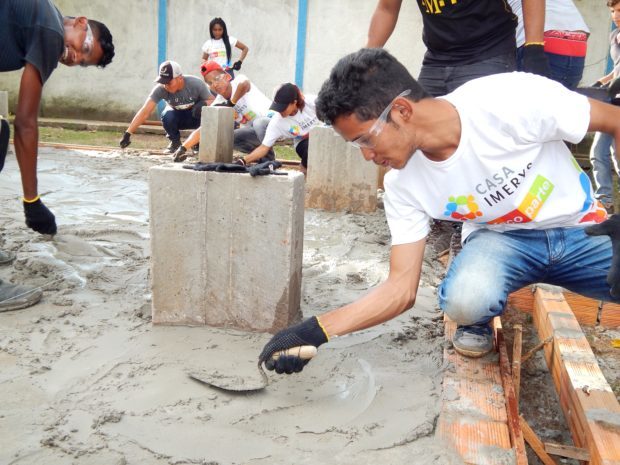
top-left (507, 286), bottom-right (620, 328)
top-left (438, 317), bottom-right (517, 465)
top-left (532, 288), bottom-right (620, 465)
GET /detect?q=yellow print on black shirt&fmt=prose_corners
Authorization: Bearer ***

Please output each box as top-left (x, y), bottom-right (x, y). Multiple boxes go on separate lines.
top-left (420, 0), bottom-right (458, 14)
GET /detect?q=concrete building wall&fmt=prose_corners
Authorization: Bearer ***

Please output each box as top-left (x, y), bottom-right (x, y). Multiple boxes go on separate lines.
top-left (0, 0), bottom-right (613, 120)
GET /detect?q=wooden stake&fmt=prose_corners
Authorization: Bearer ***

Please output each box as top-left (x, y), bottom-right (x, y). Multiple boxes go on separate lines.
top-left (512, 324), bottom-right (523, 403)
top-left (521, 336), bottom-right (552, 363)
top-left (543, 442), bottom-right (590, 461)
top-left (519, 416), bottom-right (558, 465)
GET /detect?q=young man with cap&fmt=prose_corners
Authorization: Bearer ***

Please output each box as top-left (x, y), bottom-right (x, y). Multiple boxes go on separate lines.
top-left (238, 83), bottom-right (319, 174)
top-left (172, 61), bottom-right (274, 163)
top-left (257, 48), bottom-right (619, 374)
top-left (0, 0), bottom-right (114, 312)
top-left (119, 60), bottom-right (212, 154)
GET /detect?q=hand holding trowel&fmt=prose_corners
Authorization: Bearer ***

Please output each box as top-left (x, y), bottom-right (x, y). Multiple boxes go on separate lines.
top-left (189, 316), bottom-right (329, 392)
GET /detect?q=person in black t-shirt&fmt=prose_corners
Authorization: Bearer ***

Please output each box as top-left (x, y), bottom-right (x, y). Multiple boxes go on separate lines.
top-left (367, 0), bottom-right (550, 97)
top-left (0, 0), bottom-right (114, 312)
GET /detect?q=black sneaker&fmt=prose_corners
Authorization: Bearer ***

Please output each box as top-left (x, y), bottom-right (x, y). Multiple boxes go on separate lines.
top-left (0, 117), bottom-right (9, 173)
top-left (164, 139), bottom-right (182, 154)
top-left (192, 144), bottom-right (200, 155)
top-left (452, 323), bottom-right (494, 358)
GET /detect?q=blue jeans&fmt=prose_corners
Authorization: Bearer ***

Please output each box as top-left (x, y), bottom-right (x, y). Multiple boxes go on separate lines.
top-left (438, 227), bottom-right (618, 326)
top-left (589, 131), bottom-right (619, 206)
top-left (161, 108), bottom-right (201, 142)
top-left (516, 47), bottom-right (585, 90)
top-left (417, 52), bottom-right (516, 97)
top-left (233, 116), bottom-right (275, 161)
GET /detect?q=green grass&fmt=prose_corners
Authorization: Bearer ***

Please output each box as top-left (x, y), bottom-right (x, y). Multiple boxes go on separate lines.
top-left (36, 126), bottom-right (300, 161)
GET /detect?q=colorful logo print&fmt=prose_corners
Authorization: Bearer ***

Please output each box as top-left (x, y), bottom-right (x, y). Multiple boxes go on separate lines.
top-left (444, 195), bottom-right (483, 221)
top-left (289, 125), bottom-right (301, 136)
top-left (488, 175), bottom-right (554, 224)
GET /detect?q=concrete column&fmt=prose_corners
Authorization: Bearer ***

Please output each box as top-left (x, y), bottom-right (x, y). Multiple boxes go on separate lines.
top-left (149, 165), bottom-right (305, 332)
top-left (305, 126), bottom-right (379, 213)
top-left (198, 106), bottom-right (234, 163)
top-left (0, 91), bottom-right (8, 118)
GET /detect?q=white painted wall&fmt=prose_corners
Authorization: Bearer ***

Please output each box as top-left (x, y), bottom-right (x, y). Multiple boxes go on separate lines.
top-left (0, 0), bottom-right (613, 119)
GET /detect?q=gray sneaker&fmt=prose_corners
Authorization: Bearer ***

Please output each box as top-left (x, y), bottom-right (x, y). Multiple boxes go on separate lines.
top-left (452, 324), bottom-right (494, 358)
top-left (0, 278), bottom-right (43, 312)
top-left (0, 249), bottom-right (15, 265)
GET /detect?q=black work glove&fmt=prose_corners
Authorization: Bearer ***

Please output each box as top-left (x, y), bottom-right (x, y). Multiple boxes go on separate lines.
top-left (173, 146), bottom-right (188, 163)
top-left (232, 60), bottom-right (242, 71)
top-left (119, 131), bottom-right (132, 149)
top-left (522, 44), bottom-right (552, 78)
top-left (607, 78), bottom-right (620, 105)
top-left (248, 160), bottom-right (287, 177)
top-left (214, 100), bottom-right (235, 108)
top-left (591, 80), bottom-right (604, 88)
top-left (182, 162), bottom-right (248, 173)
top-left (585, 215), bottom-right (620, 298)
top-left (191, 101), bottom-right (206, 119)
top-left (259, 316), bottom-right (328, 374)
top-left (0, 117), bottom-right (9, 173)
top-left (23, 198), bottom-right (57, 235)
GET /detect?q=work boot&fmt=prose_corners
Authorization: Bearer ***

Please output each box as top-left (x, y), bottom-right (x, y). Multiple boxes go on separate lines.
top-left (0, 116), bottom-right (9, 173)
top-left (173, 146), bottom-right (188, 163)
top-left (452, 324), bottom-right (494, 358)
top-left (164, 139), bottom-right (182, 154)
top-left (0, 278), bottom-right (43, 312)
top-left (0, 249), bottom-right (15, 265)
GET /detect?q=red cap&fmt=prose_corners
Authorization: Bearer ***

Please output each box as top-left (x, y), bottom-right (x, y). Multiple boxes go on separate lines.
top-left (200, 60), bottom-right (223, 77)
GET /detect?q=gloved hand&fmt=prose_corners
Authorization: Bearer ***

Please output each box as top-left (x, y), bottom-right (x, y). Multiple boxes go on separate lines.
top-left (259, 316), bottom-right (329, 374)
top-left (119, 131), bottom-right (132, 149)
top-left (214, 100), bottom-right (235, 108)
top-left (182, 162), bottom-right (247, 172)
top-left (585, 215), bottom-right (620, 298)
top-left (591, 80), bottom-right (604, 88)
top-left (23, 198), bottom-right (57, 235)
top-left (232, 60), bottom-right (242, 71)
top-left (607, 78), bottom-right (620, 104)
top-left (522, 44), bottom-right (552, 78)
top-left (248, 160), bottom-right (287, 177)
top-left (173, 145), bottom-right (188, 163)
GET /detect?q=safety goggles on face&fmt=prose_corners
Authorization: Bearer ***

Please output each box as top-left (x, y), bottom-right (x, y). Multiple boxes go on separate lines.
top-left (350, 89), bottom-right (411, 149)
top-left (79, 23), bottom-right (94, 67)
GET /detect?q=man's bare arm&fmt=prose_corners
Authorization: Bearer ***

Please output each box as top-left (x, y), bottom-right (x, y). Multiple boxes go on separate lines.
top-left (366, 0), bottom-right (403, 48)
top-left (521, 0), bottom-right (545, 44)
top-left (127, 99), bottom-right (157, 134)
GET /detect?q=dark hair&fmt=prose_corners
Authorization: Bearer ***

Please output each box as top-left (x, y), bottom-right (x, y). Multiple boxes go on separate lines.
top-left (89, 19), bottom-right (114, 68)
top-left (292, 84), bottom-right (306, 112)
top-left (608, 0), bottom-right (620, 7)
top-left (209, 17), bottom-right (231, 64)
top-left (316, 48), bottom-right (429, 125)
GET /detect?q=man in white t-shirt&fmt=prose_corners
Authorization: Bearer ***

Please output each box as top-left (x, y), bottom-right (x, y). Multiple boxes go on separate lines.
top-left (172, 61), bottom-right (274, 163)
top-left (258, 48), bottom-right (620, 371)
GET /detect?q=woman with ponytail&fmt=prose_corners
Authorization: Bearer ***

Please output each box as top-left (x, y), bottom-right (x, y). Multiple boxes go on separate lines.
top-left (201, 17), bottom-right (248, 79)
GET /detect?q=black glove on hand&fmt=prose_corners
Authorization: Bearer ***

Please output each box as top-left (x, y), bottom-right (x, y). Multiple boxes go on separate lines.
top-left (182, 162), bottom-right (248, 172)
top-left (119, 131), bottom-right (132, 149)
top-left (591, 80), bottom-right (604, 88)
top-left (248, 160), bottom-right (287, 177)
top-left (522, 44), bottom-right (552, 78)
top-left (259, 316), bottom-right (329, 374)
top-left (232, 60), bottom-right (242, 71)
top-left (23, 198), bottom-right (57, 235)
top-left (214, 100), bottom-right (235, 108)
top-left (173, 146), bottom-right (188, 163)
top-left (585, 215), bottom-right (620, 298)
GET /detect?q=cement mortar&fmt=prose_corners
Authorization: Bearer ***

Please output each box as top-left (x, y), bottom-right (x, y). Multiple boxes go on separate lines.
top-left (0, 148), bottom-right (462, 464)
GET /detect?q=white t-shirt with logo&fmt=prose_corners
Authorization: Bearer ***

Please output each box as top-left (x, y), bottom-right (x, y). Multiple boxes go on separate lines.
top-left (384, 72), bottom-right (607, 246)
top-left (213, 74), bottom-right (272, 124)
top-left (201, 36), bottom-right (238, 68)
top-left (262, 95), bottom-right (319, 148)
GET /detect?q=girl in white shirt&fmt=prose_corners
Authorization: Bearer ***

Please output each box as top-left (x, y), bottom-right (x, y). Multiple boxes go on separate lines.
top-left (201, 17), bottom-right (248, 78)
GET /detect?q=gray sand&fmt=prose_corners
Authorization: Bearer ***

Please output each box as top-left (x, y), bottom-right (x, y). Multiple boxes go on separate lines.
top-left (0, 148), bottom-right (463, 464)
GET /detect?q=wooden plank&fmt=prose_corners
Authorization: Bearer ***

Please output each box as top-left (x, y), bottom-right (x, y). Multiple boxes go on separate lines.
top-left (512, 324), bottom-right (523, 403)
top-left (438, 317), bottom-right (514, 465)
top-left (532, 288), bottom-right (620, 465)
top-left (544, 442), bottom-right (590, 461)
top-left (497, 329), bottom-right (528, 465)
top-left (520, 416), bottom-right (558, 465)
top-left (600, 300), bottom-right (620, 328)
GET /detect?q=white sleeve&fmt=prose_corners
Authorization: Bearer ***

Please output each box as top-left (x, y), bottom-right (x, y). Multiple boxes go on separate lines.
top-left (383, 171), bottom-right (431, 245)
top-left (262, 117), bottom-right (285, 147)
top-left (229, 36), bottom-right (238, 48)
top-left (201, 40), bottom-right (211, 54)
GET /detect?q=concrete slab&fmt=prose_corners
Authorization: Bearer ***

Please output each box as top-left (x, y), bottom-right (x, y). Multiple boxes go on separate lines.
top-left (305, 126), bottom-right (378, 213)
top-left (0, 91), bottom-right (8, 118)
top-left (149, 165), bottom-right (304, 332)
top-left (198, 106), bottom-right (234, 163)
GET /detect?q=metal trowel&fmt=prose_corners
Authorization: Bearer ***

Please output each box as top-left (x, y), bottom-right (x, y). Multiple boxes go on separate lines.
top-left (188, 345), bottom-right (317, 393)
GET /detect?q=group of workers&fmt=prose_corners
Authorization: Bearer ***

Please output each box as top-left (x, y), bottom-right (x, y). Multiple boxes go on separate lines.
top-left (0, 1), bottom-right (619, 383)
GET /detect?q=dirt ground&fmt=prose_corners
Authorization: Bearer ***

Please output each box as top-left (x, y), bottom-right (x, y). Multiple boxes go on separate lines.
top-left (0, 147), bottom-right (618, 465)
